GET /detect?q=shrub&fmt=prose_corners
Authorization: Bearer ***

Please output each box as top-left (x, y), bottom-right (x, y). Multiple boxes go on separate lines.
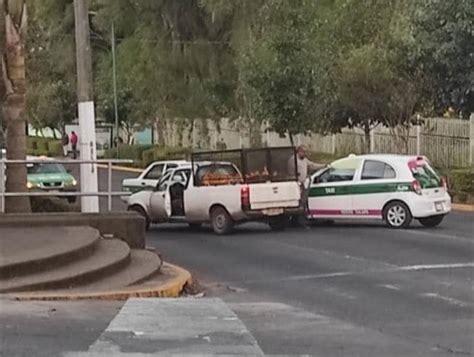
top-left (47, 141), bottom-right (64, 157)
top-left (27, 137), bottom-right (63, 157)
top-left (308, 152), bottom-right (339, 165)
top-left (36, 138), bottom-right (49, 153)
top-left (30, 196), bottom-right (79, 213)
top-left (448, 169), bottom-right (474, 198)
top-left (141, 148), bottom-right (155, 167)
top-left (104, 144), bottom-right (153, 164)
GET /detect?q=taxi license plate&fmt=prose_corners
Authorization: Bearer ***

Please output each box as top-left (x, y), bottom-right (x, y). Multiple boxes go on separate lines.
top-left (263, 208), bottom-right (284, 216)
top-left (435, 202), bottom-right (444, 212)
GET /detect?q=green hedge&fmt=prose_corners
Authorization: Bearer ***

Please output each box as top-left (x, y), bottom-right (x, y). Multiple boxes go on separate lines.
top-left (448, 169), bottom-right (474, 203)
top-left (27, 137), bottom-right (63, 157)
top-left (103, 144), bottom-right (153, 164)
top-left (103, 145), bottom-right (191, 167)
top-left (143, 147), bottom-right (192, 167)
top-left (308, 152), bottom-right (339, 165)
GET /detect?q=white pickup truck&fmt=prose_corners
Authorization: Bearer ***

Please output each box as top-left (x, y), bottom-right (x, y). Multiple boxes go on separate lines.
top-left (127, 148), bottom-right (302, 234)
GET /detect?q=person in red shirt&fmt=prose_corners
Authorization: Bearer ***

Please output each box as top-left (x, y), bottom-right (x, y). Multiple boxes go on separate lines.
top-left (70, 131), bottom-right (78, 159)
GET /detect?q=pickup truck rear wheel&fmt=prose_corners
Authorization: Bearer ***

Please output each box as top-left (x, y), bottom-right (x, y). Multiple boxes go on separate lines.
top-left (211, 207), bottom-right (233, 235)
top-left (269, 217), bottom-right (289, 231)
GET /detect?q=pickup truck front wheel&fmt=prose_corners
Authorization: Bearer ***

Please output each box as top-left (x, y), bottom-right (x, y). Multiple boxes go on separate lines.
top-left (128, 205), bottom-right (150, 231)
top-left (211, 206), bottom-right (234, 235)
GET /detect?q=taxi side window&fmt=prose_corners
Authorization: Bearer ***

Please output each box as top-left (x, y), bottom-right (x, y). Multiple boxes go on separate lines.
top-left (317, 167), bottom-right (356, 183)
top-left (361, 160), bottom-right (396, 180)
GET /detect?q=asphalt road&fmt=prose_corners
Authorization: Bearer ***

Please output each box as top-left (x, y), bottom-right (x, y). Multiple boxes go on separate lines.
top-left (147, 212), bottom-right (474, 356)
top-left (65, 164), bottom-right (137, 212)
top-left (106, 168), bottom-right (474, 355)
top-left (2, 169), bottom-right (472, 356)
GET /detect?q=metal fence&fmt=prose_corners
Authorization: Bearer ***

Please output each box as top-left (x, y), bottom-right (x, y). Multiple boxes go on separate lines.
top-left (0, 158), bottom-right (134, 213)
top-left (151, 117), bottom-right (473, 168)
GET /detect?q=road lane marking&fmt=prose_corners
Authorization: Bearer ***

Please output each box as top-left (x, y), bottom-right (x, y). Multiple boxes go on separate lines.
top-left (242, 262), bottom-right (474, 284)
top-left (421, 293), bottom-right (469, 307)
top-left (405, 229), bottom-right (474, 244)
top-left (396, 262), bottom-right (474, 271)
top-left (378, 284), bottom-right (400, 291)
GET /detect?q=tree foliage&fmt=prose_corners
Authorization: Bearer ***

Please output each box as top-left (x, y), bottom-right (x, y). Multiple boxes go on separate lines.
top-left (22, 0), bottom-right (474, 148)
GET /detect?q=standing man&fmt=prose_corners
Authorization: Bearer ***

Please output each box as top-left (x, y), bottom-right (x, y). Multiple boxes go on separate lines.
top-left (289, 145), bottom-right (325, 184)
top-left (70, 131), bottom-right (78, 159)
top-left (288, 145), bottom-right (325, 228)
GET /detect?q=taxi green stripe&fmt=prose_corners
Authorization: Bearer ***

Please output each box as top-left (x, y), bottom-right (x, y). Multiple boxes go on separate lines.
top-left (309, 182), bottom-right (413, 197)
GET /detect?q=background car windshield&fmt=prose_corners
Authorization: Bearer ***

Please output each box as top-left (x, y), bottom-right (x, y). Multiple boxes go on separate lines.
top-left (27, 163), bottom-right (66, 174)
top-left (145, 164), bottom-right (165, 180)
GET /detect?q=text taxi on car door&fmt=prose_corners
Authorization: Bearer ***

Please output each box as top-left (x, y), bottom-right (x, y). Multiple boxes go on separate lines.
top-left (307, 154), bottom-right (451, 228)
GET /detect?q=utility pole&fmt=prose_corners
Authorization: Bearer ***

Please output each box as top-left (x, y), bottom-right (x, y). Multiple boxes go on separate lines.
top-left (74, 0), bottom-right (99, 212)
top-left (111, 21), bottom-right (119, 153)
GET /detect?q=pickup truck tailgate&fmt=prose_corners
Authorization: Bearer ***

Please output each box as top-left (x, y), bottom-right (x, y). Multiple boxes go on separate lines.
top-left (249, 182), bottom-right (300, 210)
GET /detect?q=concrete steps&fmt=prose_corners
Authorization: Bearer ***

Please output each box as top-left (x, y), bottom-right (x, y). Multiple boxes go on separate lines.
top-left (0, 226), bottom-right (100, 278)
top-left (0, 239), bottom-right (130, 293)
top-left (0, 226), bottom-right (167, 297)
top-left (38, 250), bottom-right (162, 294)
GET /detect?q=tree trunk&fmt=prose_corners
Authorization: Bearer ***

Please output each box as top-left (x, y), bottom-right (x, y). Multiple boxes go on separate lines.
top-left (1, 1), bottom-right (30, 213)
top-left (155, 117), bottom-right (166, 146)
top-left (363, 123), bottom-right (371, 154)
top-left (289, 132), bottom-right (295, 147)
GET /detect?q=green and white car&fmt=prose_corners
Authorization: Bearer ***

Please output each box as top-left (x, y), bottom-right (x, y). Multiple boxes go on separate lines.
top-left (307, 154), bottom-right (451, 228)
top-left (27, 157), bottom-right (78, 203)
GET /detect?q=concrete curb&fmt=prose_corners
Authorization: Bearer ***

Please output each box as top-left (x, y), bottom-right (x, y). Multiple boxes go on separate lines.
top-left (97, 164), bottom-right (143, 174)
top-left (3, 262), bottom-right (192, 301)
top-left (452, 203), bottom-right (474, 212)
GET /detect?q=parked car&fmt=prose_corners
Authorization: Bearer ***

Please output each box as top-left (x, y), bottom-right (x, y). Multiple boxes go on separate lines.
top-left (307, 154), bottom-right (451, 228)
top-left (121, 160), bottom-right (188, 197)
top-left (26, 156), bottom-right (78, 203)
top-left (127, 147), bottom-right (303, 234)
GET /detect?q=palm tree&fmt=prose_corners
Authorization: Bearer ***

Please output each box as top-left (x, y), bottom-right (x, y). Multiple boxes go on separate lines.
top-left (0, 0), bottom-right (31, 213)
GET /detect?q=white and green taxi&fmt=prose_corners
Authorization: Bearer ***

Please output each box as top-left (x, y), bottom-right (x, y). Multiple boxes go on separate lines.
top-left (307, 154), bottom-right (451, 228)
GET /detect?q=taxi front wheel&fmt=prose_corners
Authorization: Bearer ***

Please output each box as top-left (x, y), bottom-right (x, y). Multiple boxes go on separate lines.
top-left (383, 201), bottom-right (412, 229)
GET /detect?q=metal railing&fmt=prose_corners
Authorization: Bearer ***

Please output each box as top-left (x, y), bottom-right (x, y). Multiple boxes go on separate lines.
top-left (0, 158), bottom-right (135, 213)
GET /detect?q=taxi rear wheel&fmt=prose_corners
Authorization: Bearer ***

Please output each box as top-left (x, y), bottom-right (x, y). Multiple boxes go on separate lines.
top-left (418, 215), bottom-right (444, 228)
top-left (383, 201), bottom-right (412, 229)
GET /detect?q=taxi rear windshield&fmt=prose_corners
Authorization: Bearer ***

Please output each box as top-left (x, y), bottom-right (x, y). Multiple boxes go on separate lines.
top-left (410, 162), bottom-right (441, 189)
